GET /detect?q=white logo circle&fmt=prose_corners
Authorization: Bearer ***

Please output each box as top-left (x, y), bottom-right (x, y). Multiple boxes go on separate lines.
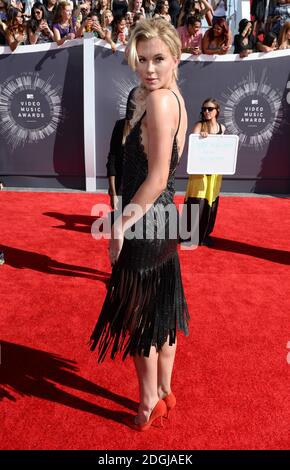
top-left (0, 73), bottom-right (63, 150)
top-left (221, 69), bottom-right (284, 149)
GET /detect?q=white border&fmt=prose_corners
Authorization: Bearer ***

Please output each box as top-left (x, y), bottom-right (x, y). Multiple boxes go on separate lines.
top-left (83, 33), bottom-right (96, 192)
top-left (0, 38), bottom-right (83, 55)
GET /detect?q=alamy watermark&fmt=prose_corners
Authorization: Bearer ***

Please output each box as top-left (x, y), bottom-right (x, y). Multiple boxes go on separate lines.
top-left (91, 198), bottom-right (199, 249)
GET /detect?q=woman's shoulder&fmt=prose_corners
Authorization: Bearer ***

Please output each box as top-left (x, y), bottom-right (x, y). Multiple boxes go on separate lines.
top-left (146, 89), bottom-right (181, 106)
top-left (145, 90), bottom-right (184, 128)
top-left (146, 89), bottom-right (183, 117)
top-left (193, 120), bottom-right (202, 131)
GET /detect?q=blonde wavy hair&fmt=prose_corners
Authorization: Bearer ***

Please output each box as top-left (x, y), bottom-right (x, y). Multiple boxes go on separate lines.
top-left (126, 18), bottom-right (181, 129)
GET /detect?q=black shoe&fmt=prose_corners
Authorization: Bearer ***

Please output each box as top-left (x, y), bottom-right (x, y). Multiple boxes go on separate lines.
top-left (200, 236), bottom-right (214, 247)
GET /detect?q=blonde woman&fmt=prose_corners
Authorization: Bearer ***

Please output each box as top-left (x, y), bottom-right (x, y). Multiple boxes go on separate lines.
top-left (90, 18), bottom-right (189, 431)
top-left (101, 8), bottom-right (114, 32)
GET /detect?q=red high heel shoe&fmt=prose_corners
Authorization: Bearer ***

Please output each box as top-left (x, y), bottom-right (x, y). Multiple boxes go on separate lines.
top-left (163, 392), bottom-right (176, 418)
top-left (133, 399), bottom-right (167, 432)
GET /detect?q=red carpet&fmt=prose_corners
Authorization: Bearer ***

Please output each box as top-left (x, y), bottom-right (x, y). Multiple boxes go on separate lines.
top-left (0, 191), bottom-right (289, 450)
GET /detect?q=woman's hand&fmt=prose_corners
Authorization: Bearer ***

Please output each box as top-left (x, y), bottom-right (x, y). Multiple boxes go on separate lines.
top-left (66, 32), bottom-right (75, 40)
top-left (221, 43), bottom-right (230, 52)
top-left (200, 131), bottom-right (208, 138)
top-left (192, 46), bottom-right (201, 55)
top-left (109, 225), bottom-right (123, 265)
top-left (110, 192), bottom-right (119, 210)
top-left (239, 49), bottom-right (249, 58)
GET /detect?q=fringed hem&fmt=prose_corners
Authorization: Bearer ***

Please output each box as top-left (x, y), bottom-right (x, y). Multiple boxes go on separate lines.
top-left (90, 252), bottom-right (189, 362)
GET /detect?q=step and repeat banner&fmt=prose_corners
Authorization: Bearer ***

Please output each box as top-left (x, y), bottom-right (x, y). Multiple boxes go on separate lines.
top-left (94, 44), bottom-right (290, 194)
top-left (0, 41), bottom-right (84, 189)
top-left (0, 39), bottom-right (289, 193)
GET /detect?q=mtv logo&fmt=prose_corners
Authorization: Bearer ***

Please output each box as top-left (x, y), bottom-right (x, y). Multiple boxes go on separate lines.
top-left (26, 94), bottom-right (34, 99)
top-left (251, 99), bottom-right (258, 105)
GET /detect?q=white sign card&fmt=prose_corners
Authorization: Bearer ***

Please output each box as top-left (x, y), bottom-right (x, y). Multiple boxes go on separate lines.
top-left (187, 134), bottom-right (239, 175)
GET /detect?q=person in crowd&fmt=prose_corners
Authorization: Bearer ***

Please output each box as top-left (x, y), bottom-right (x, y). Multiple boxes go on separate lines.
top-left (53, 1), bottom-right (81, 45)
top-left (178, 0), bottom-right (213, 27)
top-left (106, 87), bottom-right (136, 210)
top-left (0, 0), bottom-right (8, 44)
top-left (168, 0), bottom-right (180, 28)
top-left (5, 6), bottom-right (28, 50)
top-left (211, 0), bottom-right (227, 23)
top-left (27, 2), bottom-right (54, 43)
top-left (0, 0), bottom-right (8, 21)
top-left (143, 0), bottom-right (156, 18)
top-left (101, 8), bottom-right (114, 32)
top-left (233, 18), bottom-right (257, 57)
top-left (183, 98), bottom-right (225, 247)
top-left (112, 0), bottom-right (128, 16)
top-left (202, 16), bottom-right (231, 54)
top-left (251, 0), bottom-right (267, 39)
top-left (177, 14), bottom-right (202, 54)
top-left (125, 10), bottom-right (134, 29)
top-left (90, 18), bottom-right (189, 431)
top-left (43, 0), bottom-right (57, 29)
top-left (131, 10), bottom-right (146, 26)
top-left (128, 0), bottom-right (145, 16)
top-left (77, 0), bottom-right (92, 24)
top-left (82, 9), bottom-right (106, 36)
top-left (256, 31), bottom-right (278, 51)
top-left (153, 0), bottom-right (171, 21)
top-left (278, 20), bottom-right (290, 47)
top-left (97, 0), bottom-right (110, 20)
top-left (267, 0), bottom-right (290, 37)
top-left (105, 13), bottom-right (128, 50)
top-left (10, 0), bottom-right (23, 12)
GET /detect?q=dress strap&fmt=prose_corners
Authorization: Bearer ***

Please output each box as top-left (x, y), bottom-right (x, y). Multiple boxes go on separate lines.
top-left (170, 90), bottom-right (181, 138)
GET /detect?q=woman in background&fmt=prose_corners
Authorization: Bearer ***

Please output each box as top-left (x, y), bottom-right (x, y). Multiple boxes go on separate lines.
top-left (5, 6), bottom-right (28, 50)
top-left (202, 17), bottom-right (231, 54)
top-left (27, 2), bottom-right (54, 44)
top-left (233, 18), bottom-right (256, 57)
top-left (183, 98), bottom-right (225, 247)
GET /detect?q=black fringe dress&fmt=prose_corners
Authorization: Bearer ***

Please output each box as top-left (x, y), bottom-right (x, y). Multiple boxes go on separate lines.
top-left (90, 92), bottom-right (189, 362)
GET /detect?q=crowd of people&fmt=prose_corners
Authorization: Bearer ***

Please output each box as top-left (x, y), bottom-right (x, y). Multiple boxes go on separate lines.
top-left (0, 0), bottom-right (289, 54)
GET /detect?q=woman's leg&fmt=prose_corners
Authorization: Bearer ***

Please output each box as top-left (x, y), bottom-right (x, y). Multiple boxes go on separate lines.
top-left (157, 338), bottom-right (177, 399)
top-left (133, 346), bottom-right (159, 424)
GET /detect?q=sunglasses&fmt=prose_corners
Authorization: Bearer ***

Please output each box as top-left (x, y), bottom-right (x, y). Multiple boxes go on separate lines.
top-left (202, 106), bottom-right (216, 112)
